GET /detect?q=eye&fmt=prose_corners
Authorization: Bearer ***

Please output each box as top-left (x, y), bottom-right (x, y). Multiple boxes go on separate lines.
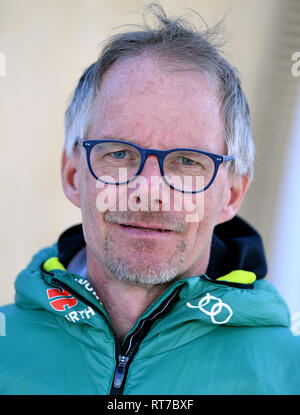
top-left (111, 150), bottom-right (127, 159)
top-left (180, 157), bottom-right (197, 165)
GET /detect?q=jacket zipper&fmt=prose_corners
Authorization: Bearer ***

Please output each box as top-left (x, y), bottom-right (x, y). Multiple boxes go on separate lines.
top-left (49, 276), bottom-right (181, 395)
top-left (113, 355), bottom-right (129, 390)
top-left (110, 287), bottom-right (181, 395)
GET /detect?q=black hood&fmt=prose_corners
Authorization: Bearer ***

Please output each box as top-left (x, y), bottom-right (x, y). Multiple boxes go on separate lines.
top-left (206, 216), bottom-right (267, 279)
top-left (57, 215), bottom-right (267, 280)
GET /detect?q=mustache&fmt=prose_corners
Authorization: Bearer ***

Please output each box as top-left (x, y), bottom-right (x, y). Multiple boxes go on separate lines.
top-left (104, 210), bottom-right (188, 233)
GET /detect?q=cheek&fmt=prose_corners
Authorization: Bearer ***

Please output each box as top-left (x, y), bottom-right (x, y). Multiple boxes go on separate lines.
top-left (79, 164), bottom-right (115, 215)
top-left (79, 173), bottom-right (107, 240)
top-left (179, 189), bottom-right (219, 229)
top-left (79, 173), bottom-right (96, 213)
top-left (183, 187), bottom-right (225, 249)
top-left (203, 171), bottom-right (229, 221)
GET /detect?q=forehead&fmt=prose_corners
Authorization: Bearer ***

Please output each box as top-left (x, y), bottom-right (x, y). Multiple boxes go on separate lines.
top-left (86, 56), bottom-right (225, 153)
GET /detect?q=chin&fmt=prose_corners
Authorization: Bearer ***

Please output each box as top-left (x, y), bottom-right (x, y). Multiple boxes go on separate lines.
top-left (105, 256), bottom-right (184, 286)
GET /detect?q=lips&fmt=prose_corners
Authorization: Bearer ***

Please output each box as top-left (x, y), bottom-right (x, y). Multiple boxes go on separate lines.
top-left (119, 223), bottom-right (172, 232)
top-left (104, 211), bottom-right (187, 233)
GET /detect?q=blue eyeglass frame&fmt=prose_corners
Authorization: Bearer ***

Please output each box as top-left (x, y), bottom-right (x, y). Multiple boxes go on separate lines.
top-left (77, 138), bottom-right (235, 194)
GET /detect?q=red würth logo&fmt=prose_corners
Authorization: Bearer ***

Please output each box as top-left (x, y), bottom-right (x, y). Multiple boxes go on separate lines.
top-left (47, 288), bottom-right (78, 311)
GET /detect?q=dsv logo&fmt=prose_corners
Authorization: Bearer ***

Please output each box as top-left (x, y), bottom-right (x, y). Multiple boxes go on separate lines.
top-left (47, 288), bottom-right (77, 311)
top-left (186, 293), bottom-right (233, 324)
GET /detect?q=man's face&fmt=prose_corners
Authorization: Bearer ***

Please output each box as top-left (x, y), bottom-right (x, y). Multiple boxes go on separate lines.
top-left (68, 56), bottom-right (239, 285)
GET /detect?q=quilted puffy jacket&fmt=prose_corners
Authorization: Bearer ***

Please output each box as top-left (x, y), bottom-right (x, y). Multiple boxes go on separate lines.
top-left (1, 216), bottom-right (300, 395)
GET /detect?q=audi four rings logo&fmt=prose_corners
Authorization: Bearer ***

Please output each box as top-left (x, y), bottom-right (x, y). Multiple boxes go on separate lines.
top-left (186, 293), bottom-right (233, 324)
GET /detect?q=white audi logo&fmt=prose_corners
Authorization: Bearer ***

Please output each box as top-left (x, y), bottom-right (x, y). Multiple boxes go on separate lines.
top-left (186, 293), bottom-right (233, 324)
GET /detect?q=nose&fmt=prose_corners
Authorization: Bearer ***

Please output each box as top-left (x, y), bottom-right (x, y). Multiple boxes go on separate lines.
top-left (139, 154), bottom-right (162, 180)
top-left (128, 155), bottom-right (166, 210)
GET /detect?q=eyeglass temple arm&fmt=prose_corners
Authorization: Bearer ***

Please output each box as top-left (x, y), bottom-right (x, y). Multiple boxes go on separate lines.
top-left (74, 137), bottom-right (84, 146)
top-left (223, 155), bottom-right (235, 162)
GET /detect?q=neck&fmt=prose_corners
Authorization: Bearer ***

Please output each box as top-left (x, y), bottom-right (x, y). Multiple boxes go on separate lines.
top-left (86, 252), bottom-right (171, 340)
top-left (86, 245), bottom-right (210, 340)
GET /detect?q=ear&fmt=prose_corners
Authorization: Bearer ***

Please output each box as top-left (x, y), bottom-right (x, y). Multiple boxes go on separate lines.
top-left (61, 148), bottom-right (81, 208)
top-left (216, 174), bottom-right (249, 225)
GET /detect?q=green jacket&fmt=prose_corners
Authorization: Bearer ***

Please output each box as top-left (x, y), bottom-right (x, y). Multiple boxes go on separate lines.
top-left (1, 217), bottom-right (300, 395)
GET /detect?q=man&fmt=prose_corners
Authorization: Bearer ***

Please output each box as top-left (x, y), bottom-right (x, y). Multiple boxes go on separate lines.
top-left (1, 4), bottom-right (300, 395)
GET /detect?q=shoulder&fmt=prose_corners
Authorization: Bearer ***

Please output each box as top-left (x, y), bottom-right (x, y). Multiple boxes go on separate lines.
top-left (219, 324), bottom-right (300, 353)
top-left (0, 302), bottom-right (59, 347)
top-left (209, 324), bottom-right (300, 370)
top-left (229, 326), bottom-right (300, 381)
top-left (247, 325), bottom-right (300, 352)
top-left (205, 325), bottom-right (300, 394)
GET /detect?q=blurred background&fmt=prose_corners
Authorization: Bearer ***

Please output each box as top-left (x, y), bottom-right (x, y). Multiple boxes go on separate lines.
top-left (0, 0), bottom-right (299, 314)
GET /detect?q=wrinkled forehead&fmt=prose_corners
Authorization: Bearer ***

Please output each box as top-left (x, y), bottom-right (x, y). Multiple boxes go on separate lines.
top-left (86, 55), bottom-right (225, 153)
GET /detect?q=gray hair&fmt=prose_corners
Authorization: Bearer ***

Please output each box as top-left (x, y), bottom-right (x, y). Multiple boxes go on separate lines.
top-left (64, 3), bottom-right (254, 180)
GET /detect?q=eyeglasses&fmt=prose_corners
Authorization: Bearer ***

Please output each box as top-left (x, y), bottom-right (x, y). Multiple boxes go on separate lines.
top-left (77, 138), bottom-right (235, 193)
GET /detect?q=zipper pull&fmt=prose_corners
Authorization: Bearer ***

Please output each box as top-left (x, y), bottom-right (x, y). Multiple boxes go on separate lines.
top-left (113, 355), bottom-right (129, 390)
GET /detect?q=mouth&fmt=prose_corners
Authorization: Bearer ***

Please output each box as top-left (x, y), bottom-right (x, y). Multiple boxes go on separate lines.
top-left (117, 222), bottom-right (173, 235)
top-left (119, 223), bottom-right (172, 232)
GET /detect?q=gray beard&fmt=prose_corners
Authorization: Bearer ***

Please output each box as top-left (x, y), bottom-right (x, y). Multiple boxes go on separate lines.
top-left (103, 236), bottom-right (186, 286)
